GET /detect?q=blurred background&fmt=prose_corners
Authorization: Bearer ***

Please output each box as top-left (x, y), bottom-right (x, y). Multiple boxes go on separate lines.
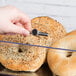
top-left (0, 0), bottom-right (76, 32)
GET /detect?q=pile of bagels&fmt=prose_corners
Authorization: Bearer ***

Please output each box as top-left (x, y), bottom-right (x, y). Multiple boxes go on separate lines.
top-left (0, 16), bottom-right (76, 76)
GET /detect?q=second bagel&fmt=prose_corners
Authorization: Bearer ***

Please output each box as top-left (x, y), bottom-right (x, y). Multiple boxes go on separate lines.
top-left (47, 30), bottom-right (76, 76)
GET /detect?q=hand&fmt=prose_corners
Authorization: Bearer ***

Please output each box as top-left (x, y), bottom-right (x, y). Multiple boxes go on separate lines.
top-left (0, 5), bottom-right (31, 36)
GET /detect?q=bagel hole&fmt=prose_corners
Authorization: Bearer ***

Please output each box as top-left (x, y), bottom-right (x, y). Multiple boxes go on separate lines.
top-left (66, 52), bottom-right (72, 57)
top-left (26, 42), bottom-right (29, 44)
top-left (18, 48), bottom-right (23, 53)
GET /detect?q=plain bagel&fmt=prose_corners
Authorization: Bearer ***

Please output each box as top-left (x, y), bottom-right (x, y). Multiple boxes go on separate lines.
top-left (0, 16), bottom-right (66, 72)
top-left (47, 30), bottom-right (76, 76)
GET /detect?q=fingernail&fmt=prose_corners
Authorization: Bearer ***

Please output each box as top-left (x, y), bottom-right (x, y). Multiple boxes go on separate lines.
top-left (23, 30), bottom-right (30, 36)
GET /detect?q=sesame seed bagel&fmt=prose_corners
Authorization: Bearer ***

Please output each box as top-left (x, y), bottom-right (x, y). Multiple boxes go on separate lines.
top-left (0, 16), bottom-right (66, 72)
top-left (47, 30), bottom-right (76, 76)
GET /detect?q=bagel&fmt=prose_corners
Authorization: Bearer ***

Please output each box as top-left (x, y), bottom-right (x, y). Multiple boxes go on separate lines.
top-left (0, 16), bottom-right (66, 72)
top-left (47, 30), bottom-right (76, 76)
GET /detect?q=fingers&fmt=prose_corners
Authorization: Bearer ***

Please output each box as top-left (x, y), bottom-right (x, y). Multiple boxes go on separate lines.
top-left (6, 22), bottom-right (30, 36)
top-left (0, 5), bottom-right (31, 36)
top-left (3, 5), bottom-right (32, 32)
top-left (18, 12), bottom-right (32, 32)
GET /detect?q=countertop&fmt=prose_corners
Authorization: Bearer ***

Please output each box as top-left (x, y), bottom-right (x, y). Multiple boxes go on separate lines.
top-left (0, 63), bottom-right (53, 76)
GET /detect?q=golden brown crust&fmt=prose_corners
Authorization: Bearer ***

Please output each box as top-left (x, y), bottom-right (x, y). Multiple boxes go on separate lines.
top-left (47, 30), bottom-right (76, 76)
top-left (0, 16), bottom-right (66, 71)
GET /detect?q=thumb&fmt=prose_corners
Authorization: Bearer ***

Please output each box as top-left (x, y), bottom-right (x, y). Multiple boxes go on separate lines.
top-left (6, 23), bottom-right (30, 36)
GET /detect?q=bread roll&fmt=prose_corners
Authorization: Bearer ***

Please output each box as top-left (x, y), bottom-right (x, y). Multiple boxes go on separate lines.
top-left (0, 16), bottom-right (66, 72)
top-left (47, 30), bottom-right (76, 76)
